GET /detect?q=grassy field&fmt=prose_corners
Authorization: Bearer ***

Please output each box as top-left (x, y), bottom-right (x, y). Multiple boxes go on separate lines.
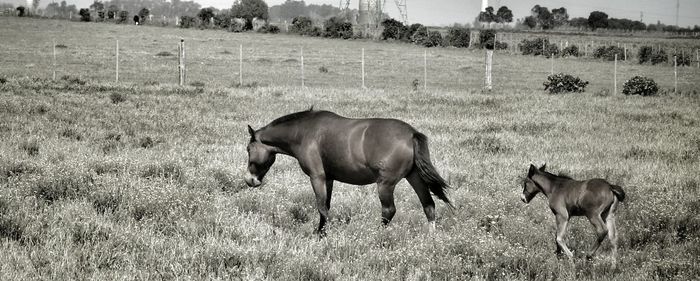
top-left (1, 17), bottom-right (700, 280)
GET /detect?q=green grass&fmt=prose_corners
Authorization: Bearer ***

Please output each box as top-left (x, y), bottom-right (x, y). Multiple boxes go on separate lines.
top-left (1, 17), bottom-right (700, 280)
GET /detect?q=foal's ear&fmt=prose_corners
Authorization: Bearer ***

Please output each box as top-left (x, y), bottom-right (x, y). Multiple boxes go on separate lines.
top-left (539, 163), bottom-right (547, 172)
top-left (247, 125), bottom-right (256, 141)
top-left (528, 164), bottom-right (537, 177)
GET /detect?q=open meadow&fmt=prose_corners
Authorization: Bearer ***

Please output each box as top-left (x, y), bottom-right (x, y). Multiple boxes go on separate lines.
top-left (1, 17), bottom-right (700, 280)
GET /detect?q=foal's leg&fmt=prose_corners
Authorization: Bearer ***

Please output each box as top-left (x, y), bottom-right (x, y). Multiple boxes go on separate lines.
top-left (606, 200), bottom-right (619, 262)
top-left (377, 181), bottom-right (398, 225)
top-left (586, 214), bottom-right (609, 260)
top-left (406, 171), bottom-right (436, 231)
top-left (310, 176), bottom-right (330, 235)
top-left (555, 213), bottom-right (574, 259)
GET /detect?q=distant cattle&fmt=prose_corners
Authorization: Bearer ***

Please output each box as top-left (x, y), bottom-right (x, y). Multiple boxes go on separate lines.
top-left (133, 15), bottom-right (140, 25)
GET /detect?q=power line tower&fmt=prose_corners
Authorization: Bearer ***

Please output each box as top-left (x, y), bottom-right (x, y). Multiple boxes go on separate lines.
top-left (394, 0), bottom-right (408, 25)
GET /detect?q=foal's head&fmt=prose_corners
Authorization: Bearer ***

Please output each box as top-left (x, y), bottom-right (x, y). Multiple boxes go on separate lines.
top-left (245, 125), bottom-right (277, 187)
top-left (521, 164), bottom-right (546, 203)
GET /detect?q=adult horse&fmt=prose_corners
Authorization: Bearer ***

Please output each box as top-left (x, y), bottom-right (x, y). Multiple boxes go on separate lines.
top-left (245, 108), bottom-right (452, 234)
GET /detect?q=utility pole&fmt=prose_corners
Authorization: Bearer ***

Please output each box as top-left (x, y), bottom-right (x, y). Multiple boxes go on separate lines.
top-left (676, 0), bottom-right (679, 26)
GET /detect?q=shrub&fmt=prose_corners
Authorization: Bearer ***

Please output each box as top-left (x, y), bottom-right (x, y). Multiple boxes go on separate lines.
top-left (318, 66), bottom-right (329, 73)
top-left (139, 136), bottom-right (155, 148)
top-left (155, 51), bottom-right (173, 57)
top-left (179, 16), bottom-right (197, 28)
top-left (257, 24), bottom-right (280, 34)
top-left (443, 26), bottom-right (470, 48)
top-left (426, 31), bottom-right (443, 47)
top-left (562, 45), bottom-right (580, 57)
top-left (381, 18), bottom-right (404, 40)
top-left (638, 46), bottom-right (653, 64)
top-left (623, 76), bottom-right (658, 96)
top-left (290, 16), bottom-right (321, 37)
top-left (323, 17), bottom-right (353, 39)
top-left (412, 27), bottom-right (442, 47)
top-left (638, 46), bottom-right (670, 65)
top-left (520, 38), bottom-right (559, 57)
top-left (479, 29), bottom-right (496, 49)
top-left (402, 23), bottom-right (423, 42)
top-left (650, 49), bottom-right (668, 65)
top-left (109, 92), bottom-right (126, 104)
top-left (543, 73), bottom-right (589, 94)
top-left (79, 8), bottom-right (91, 22)
top-left (411, 26), bottom-right (429, 46)
top-left (117, 11), bottom-right (129, 24)
top-left (672, 52), bottom-right (691, 66)
top-left (593, 46), bottom-right (625, 61)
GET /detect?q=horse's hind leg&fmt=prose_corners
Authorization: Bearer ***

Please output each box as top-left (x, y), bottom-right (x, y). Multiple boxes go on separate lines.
top-left (377, 181), bottom-right (398, 225)
top-left (406, 171), bottom-right (436, 231)
top-left (310, 176), bottom-right (331, 235)
top-left (606, 200), bottom-right (619, 262)
top-left (555, 213), bottom-right (574, 259)
top-left (586, 214), bottom-right (609, 260)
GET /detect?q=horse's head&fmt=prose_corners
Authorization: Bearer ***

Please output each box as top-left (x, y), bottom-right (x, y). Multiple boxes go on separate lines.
top-left (521, 163), bottom-right (546, 203)
top-left (245, 125), bottom-right (276, 187)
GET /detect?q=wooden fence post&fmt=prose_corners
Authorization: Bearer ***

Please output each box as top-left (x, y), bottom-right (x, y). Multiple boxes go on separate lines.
top-left (674, 55), bottom-right (678, 94)
top-left (614, 54), bottom-right (617, 95)
top-left (178, 39), bottom-right (185, 86)
top-left (115, 39), bottom-right (119, 83)
top-left (484, 50), bottom-right (493, 91)
top-left (52, 40), bottom-right (56, 81)
top-left (301, 47), bottom-right (304, 88)
top-left (423, 50), bottom-right (427, 91)
top-left (239, 44), bottom-right (243, 86)
top-left (361, 48), bottom-right (365, 89)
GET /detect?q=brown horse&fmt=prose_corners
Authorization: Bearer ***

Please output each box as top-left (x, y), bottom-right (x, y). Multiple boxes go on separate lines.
top-left (245, 108), bottom-right (452, 234)
top-left (521, 164), bottom-right (625, 261)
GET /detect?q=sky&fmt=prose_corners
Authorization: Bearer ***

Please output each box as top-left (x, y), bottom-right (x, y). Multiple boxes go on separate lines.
top-left (11, 0), bottom-right (700, 27)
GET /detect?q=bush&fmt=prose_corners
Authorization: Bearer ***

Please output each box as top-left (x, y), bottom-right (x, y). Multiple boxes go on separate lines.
top-left (562, 45), bottom-right (580, 57)
top-left (79, 8), bottom-right (91, 22)
top-left (323, 17), bottom-right (353, 39)
top-left (520, 38), bottom-right (559, 57)
top-left (257, 24), bottom-right (280, 34)
top-left (593, 46), bottom-right (625, 61)
top-left (117, 11), bottom-right (129, 24)
top-left (179, 16), bottom-right (197, 28)
top-left (623, 76), bottom-right (658, 96)
top-left (650, 49), bottom-right (668, 65)
top-left (381, 18), bottom-right (404, 40)
top-left (109, 92), bottom-right (126, 104)
top-left (479, 30), bottom-right (496, 49)
top-left (672, 52), bottom-right (691, 66)
top-left (411, 27), bottom-right (442, 47)
top-left (290, 16), bottom-right (321, 37)
top-left (402, 23), bottom-right (423, 42)
top-left (443, 26), bottom-right (470, 48)
top-left (638, 46), bottom-right (653, 64)
top-left (543, 73), bottom-right (589, 94)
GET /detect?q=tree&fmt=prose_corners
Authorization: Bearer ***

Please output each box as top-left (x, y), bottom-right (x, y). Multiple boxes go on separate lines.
top-left (197, 7), bottom-right (214, 24)
top-left (323, 16), bottom-right (352, 39)
top-left (478, 6), bottom-right (495, 23)
top-left (117, 10), bottom-right (129, 24)
top-left (138, 8), bottom-right (150, 23)
top-left (231, 0), bottom-right (269, 30)
top-left (531, 5), bottom-right (553, 29)
top-left (588, 11), bottom-right (608, 30)
top-left (90, 1), bottom-right (105, 21)
top-left (495, 6), bottom-right (513, 23)
top-left (523, 16), bottom-right (537, 29)
top-left (32, 0), bottom-right (40, 13)
top-left (569, 17), bottom-right (588, 29)
top-left (278, 0), bottom-right (306, 21)
top-left (107, 5), bottom-right (118, 19)
top-left (79, 8), bottom-right (91, 21)
top-left (552, 7), bottom-right (568, 27)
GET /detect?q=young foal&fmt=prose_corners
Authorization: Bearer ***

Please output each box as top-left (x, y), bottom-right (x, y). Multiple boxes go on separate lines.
top-left (521, 164), bottom-right (625, 261)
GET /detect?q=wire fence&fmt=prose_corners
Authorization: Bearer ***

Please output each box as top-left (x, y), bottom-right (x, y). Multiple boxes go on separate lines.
top-left (1, 20), bottom-right (699, 94)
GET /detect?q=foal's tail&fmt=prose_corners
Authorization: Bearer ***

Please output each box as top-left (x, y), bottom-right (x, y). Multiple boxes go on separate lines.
top-left (610, 185), bottom-right (626, 202)
top-left (412, 132), bottom-right (453, 208)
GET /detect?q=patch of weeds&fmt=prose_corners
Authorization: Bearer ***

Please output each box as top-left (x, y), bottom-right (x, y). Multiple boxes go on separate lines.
top-left (460, 136), bottom-right (511, 154)
top-left (469, 97), bottom-right (501, 109)
top-left (60, 75), bottom-right (87, 86)
top-left (220, 50), bottom-right (232, 55)
top-left (0, 216), bottom-right (24, 242)
top-left (20, 140), bottom-right (40, 156)
top-left (155, 51), bottom-right (174, 57)
top-left (72, 220), bottom-right (110, 245)
top-left (90, 161), bottom-right (122, 175)
top-left (412, 79), bottom-right (420, 91)
top-left (0, 77), bottom-right (7, 84)
top-left (109, 92), bottom-right (126, 104)
top-left (140, 161), bottom-right (184, 181)
top-left (139, 136), bottom-right (155, 148)
top-left (318, 66), bottom-right (329, 73)
top-left (59, 127), bottom-right (83, 141)
top-left (143, 80), bottom-right (160, 86)
top-left (257, 58), bottom-right (273, 63)
top-left (289, 205), bottom-right (310, 224)
top-left (1, 160), bottom-right (40, 179)
top-left (212, 169), bottom-right (242, 192)
top-left (282, 58), bottom-right (298, 63)
top-left (232, 82), bottom-right (260, 88)
top-left (32, 168), bottom-right (94, 204)
top-left (55, 44), bottom-right (68, 49)
top-left (189, 81), bottom-right (205, 88)
top-left (91, 190), bottom-right (122, 214)
top-left (29, 104), bottom-right (49, 115)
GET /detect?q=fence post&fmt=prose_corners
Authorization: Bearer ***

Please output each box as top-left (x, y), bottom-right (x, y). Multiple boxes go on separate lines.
top-left (674, 55), bottom-right (677, 94)
top-left (115, 40), bottom-right (119, 83)
top-left (52, 40), bottom-right (56, 81)
top-left (696, 48), bottom-right (699, 68)
top-left (239, 44), bottom-right (243, 86)
top-left (423, 50), bottom-right (427, 91)
top-left (614, 54), bottom-right (617, 95)
top-left (623, 44), bottom-right (627, 61)
top-left (361, 48), bottom-right (365, 89)
top-left (178, 39), bottom-right (185, 86)
top-left (550, 53), bottom-right (554, 75)
top-left (300, 47), bottom-right (304, 88)
top-left (484, 50), bottom-right (493, 91)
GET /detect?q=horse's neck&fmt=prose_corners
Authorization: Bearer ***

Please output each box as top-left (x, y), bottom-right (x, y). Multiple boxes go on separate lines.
top-left (535, 174), bottom-right (562, 197)
top-left (259, 124), bottom-right (300, 155)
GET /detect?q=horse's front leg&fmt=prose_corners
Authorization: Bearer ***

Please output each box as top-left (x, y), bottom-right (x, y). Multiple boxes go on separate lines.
top-left (555, 213), bottom-right (574, 259)
top-left (310, 175), bottom-right (330, 235)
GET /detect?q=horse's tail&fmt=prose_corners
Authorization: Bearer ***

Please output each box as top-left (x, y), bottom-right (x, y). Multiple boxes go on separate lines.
top-left (412, 132), bottom-right (453, 208)
top-left (610, 184), bottom-right (626, 202)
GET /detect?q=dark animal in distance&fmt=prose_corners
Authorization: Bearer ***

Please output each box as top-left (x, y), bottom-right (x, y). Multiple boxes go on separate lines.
top-left (245, 108), bottom-right (452, 234)
top-left (521, 164), bottom-right (625, 262)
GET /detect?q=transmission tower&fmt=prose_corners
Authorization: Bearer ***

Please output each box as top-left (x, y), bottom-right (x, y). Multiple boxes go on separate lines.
top-left (395, 0), bottom-right (407, 25)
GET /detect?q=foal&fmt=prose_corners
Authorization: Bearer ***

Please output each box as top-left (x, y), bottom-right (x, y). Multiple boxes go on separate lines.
top-left (521, 164), bottom-right (625, 261)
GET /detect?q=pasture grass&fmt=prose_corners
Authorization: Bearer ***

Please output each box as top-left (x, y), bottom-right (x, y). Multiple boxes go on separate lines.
top-left (0, 17), bottom-right (699, 280)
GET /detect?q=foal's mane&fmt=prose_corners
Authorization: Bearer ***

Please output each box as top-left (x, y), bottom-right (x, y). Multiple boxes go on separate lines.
top-left (267, 107), bottom-right (315, 127)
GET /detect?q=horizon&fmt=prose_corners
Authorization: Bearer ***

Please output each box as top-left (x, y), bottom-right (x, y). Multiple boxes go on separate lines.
top-left (3, 0), bottom-right (699, 28)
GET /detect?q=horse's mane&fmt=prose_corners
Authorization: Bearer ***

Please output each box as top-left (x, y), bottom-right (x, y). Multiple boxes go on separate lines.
top-left (548, 171), bottom-right (573, 180)
top-left (268, 107), bottom-right (315, 127)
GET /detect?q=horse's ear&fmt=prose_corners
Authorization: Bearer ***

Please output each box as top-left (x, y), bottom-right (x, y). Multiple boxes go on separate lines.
top-left (247, 125), bottom-right (256, 141)
top-left (539, 163), bottom-right (547, 172)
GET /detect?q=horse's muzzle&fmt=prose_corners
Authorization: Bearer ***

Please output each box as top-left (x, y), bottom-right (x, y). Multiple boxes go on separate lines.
top-left (520, 193), bottom-right (528, 203)
top-left (245, 174), bottom-right (262, 187)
